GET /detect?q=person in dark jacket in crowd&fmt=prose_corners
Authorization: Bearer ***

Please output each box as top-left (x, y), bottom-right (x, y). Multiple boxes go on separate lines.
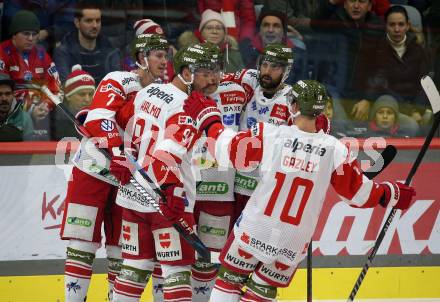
top-left (364, 5), bottom-right (431, 124)
top-left (311, 0), bottom-right (384, 121)
top-left (0, 73), bottom-right (33, 141)
top-left (53, 2), bottom-right (121, 83)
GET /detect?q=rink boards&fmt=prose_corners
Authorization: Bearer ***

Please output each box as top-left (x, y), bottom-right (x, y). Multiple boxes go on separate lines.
top-left (0, 140), bottom-right (439, 301)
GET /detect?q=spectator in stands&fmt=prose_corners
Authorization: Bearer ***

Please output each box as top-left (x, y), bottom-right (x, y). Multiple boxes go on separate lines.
top-left (426, 0), bottom-right (440, 92)
top-left (1, 1), bottom-right (77, 54)
top-left (365, 5), bottom-right (431, 124)
top-left (53, 2), bottom-right (121, 84)
top-left (198, 0), bottom-right (256, 41)
top-left (0, 73), bottom-right (33, 141)
top-left (311, 0), bottom-right (384, 121)
top-left (368, 94), bottom-right (419, 137)
top-left (23, 88), bottom-right (54, 140)
top-left (123, 18), bottom-right (175, 82)
top-left (263, 0), bottom-right (390, 36)
top-left (0, 10), bottom-right (61, 97)
top-left (52, 64), bottom-right (95, 140)
top-left (177, 9), bottom-right (244, 73)
top-left (239, 9), bottom-right (294, 70)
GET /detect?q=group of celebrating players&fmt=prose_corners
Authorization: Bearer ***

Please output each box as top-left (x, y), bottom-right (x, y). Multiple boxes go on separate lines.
top-left (59, 33), bottom-right (416, 302)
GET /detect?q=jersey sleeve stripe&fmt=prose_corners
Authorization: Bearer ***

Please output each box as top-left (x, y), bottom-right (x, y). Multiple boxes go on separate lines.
top-left (84, 108), bottom-right (116, 124)
top-left (155, 139), bottom-right (188, 160)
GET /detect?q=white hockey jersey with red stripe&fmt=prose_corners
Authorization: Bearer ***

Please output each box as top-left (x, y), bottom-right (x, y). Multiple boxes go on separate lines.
top-left (210, 122), bottom-right (385, 266)
top-left (72, 71), bottom-right (142, 183)
top-left (223, 69), bottom-right (291, 196)
top-left (124, 82), bottom-right (200, 212)
top-left (193, 81), bottom-right (247, 201)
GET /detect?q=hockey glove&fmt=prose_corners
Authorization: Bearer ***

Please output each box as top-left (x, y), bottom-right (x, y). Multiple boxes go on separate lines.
top-left (74, 107), bottom-right (90, 137)
top-left (316, 114), bottom-right (331, 134)
top-left (183, 91), bottom-right (221, 133)
top-left (109, 146), bottom-right (133, 185)
top-left (380, 181), bottom-right (416, 210)
top-left (159, 184), bottom-right (186, 222)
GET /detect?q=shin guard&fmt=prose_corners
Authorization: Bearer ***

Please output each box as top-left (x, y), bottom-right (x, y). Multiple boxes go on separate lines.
top-left (162, 265), bottom-right (192, 302)
top-left (240, 275), bottom-right (277, 302)
top-left (65, 241), bottom-right (98, 302)
top-left (209, 266), bottom-right (247, 302)
top-left (152, 263), bottom-right (164, 302)
top-left (107, 245), bottom-right (122, 301)
top-left (112, 259), bottom-right (154, 302)
top-left (191, 261), bottom-right (218, 302)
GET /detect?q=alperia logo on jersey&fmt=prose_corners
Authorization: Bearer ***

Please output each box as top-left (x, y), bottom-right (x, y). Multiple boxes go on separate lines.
top-left (199, 225), bottom-right (227, 236)
top-left (235, 174), bottom-right (258, 190)
top-left (146, 86), bottom-right (174, 104)
top-left (67, 217), bottom-right (92, 227)
top-left (284, 138), bottom-right (327, 156)
top-left (197, 182), bottom-right (228, 195)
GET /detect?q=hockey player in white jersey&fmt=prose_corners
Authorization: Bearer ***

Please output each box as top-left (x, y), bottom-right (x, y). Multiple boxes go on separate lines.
top-left (60, 33), bottom-right (169, 302)
top-left (222, 43), bottom-right (295, 222)
top-left (183, 80), bottom-right (416, 302)
top-left (190, 43), bottom-right (248, 302)
top-left (111, 44), bottom-right (221, 302)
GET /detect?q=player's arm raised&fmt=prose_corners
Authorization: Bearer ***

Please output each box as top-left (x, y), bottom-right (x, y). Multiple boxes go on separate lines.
top-left (330, 146), bottom-right (416, 210)
top-left (184, 90), bottom-right (263, 171)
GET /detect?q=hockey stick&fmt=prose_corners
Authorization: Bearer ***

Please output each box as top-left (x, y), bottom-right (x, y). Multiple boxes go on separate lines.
top-left (39, 85), bottom-right (211, 262)
top-left (347, 75), bottom-right (440, 301)
top-left (125, 152), bottom-right (211, 261)
top-left (307, 144), bottom-right (397, 302)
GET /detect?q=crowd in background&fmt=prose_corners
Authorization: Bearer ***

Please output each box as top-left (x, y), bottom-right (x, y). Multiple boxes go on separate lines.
top-left (0, 0), bottom-right (439, 142)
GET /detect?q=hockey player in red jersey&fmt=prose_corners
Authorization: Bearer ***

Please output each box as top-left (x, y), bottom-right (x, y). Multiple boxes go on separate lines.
top-left (111, 44), bottom-right (221, 302)
top-left (59, 33), bottom-right (169, 302)
top-left (183, 80), bottom-right (416, 302)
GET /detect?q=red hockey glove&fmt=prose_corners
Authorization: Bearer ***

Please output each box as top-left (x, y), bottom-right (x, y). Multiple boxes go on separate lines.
top-left (159, 184), bottom-right (186, 222)
top-left (74, 107), bottom-right (91, 137)
top-left (109, 146), bottom-right (133, 185)
top-left (316, 114), bottom-right (331, 134)
top-left (380, 181), bottom-right (416, 210)
top-left (183, 91), bottom-right (221, 132)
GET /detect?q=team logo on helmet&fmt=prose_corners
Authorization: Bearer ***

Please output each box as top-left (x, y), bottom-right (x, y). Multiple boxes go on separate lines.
top-left (131, 33), bottom-right (169, 60)
top-left (289, 80), bottom-right (329, 117)
top-left (259, 43), bottom-right (294, 66)
top-left (173, 43), bottom-right (215, 74)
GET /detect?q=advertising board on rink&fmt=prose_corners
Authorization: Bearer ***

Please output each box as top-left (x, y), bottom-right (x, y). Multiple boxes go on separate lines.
top-left (313, 163), bottom-right (440, 256)
top-left (0, 153), bottom-right (439, 261)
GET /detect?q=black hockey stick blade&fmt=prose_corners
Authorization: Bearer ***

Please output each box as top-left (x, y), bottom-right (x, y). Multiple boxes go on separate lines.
top-left (363, 145), bottom-right (397, 179)
top-left (347, 76), bottom-right (440, 301)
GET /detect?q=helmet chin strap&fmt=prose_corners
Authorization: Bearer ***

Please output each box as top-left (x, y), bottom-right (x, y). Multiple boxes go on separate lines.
top-left (288, 102), bottom-right (301, 122)
top-left (136, 54), bottom-right (159, 82)
top-left (281, 66), bottom-right (292, 84)
top-left (177, 73), bottom-right (194, 94)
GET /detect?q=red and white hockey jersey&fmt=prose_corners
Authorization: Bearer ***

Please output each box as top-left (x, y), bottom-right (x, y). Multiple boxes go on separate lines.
top-left (193, 81), bottom-right (247, 202)
top-left (209, 122), bottom-right (385, 266)
top-left (123, 82), bottom-right (201, 212)
top-left (72, 71), bottom-right (142, 183)
top-left (224, 69), bottom-right (291, 196)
